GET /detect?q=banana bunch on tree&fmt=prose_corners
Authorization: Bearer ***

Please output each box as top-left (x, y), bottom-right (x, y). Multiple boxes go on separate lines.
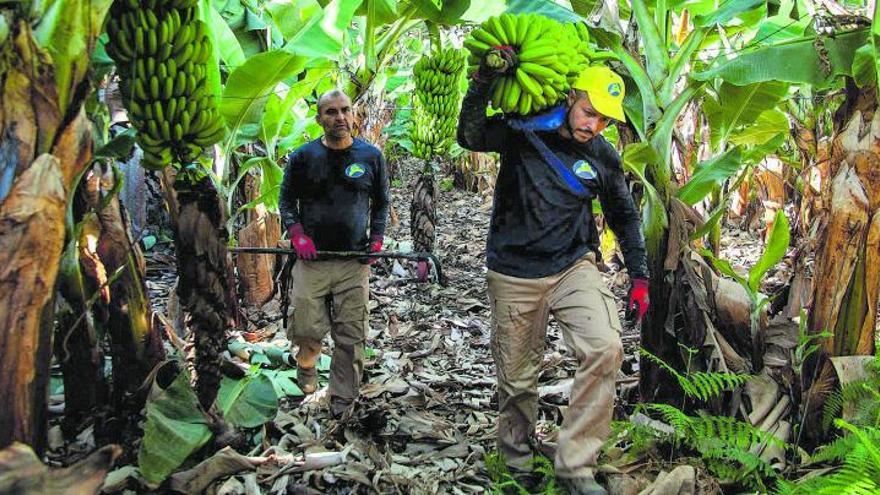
top-left (463, 13), bottom-right (593, 116)
top-left (105, 0), bottom-right (224, 169)
top-left (410, 47), bottom-right (466, 159)
top-left (409, 47), bottom-right (465, 269)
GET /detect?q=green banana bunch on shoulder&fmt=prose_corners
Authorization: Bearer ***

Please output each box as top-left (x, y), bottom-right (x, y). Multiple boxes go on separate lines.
top-left (463, 13), bottom-right (596, 116)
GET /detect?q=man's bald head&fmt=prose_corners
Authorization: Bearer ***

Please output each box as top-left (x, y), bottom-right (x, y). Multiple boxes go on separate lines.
top-left (315, 89), bottom-right (355, 143)
top-left (316, 89), bottom-right (352, 114)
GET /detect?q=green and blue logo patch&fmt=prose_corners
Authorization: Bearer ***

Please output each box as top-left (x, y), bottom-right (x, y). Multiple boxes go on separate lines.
top-left (572, 160), bottom-right (597, 180)
top-left (607, 82), bottom-right (622, 97)
top-left (345, 163), bottom-right (366, 178)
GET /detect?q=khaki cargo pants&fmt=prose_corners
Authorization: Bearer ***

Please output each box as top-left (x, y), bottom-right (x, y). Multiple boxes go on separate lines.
top-left (487, 253), bottom-right (623, 479)
top-left (288, 259), bottom-right (370, 404)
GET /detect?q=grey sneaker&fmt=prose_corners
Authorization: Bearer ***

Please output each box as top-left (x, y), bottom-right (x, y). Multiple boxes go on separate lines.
top-left (557, 476), bottom-right (608, 495)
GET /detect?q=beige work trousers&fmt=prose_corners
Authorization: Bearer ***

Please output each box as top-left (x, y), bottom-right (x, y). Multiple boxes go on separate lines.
top-left (288, 259), bottom-right (370, 404)
top-left (486, 253), bottom-right (623, 479)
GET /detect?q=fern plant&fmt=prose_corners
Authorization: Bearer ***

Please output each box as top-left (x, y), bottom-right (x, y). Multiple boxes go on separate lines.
top-left (484, 451), bottom-right (562, 495)
top-left (776, 421), bottom-right (880, 495)
top-left (643, 403), bottom-right (785, 492)
top-left (821, 353), bottom-right (880, 430)
top-left (639, 348), bottom-right (753, 401)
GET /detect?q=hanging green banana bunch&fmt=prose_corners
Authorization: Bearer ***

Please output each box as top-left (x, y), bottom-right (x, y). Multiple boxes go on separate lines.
top-left (463, 13), bottom-right (594, 116)
top-left (105, 0), bottom-right (225, 170)
top-left (410, 47), bottom-right (466, 159)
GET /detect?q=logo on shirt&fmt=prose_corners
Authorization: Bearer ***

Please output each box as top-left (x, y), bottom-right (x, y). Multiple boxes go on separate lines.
top-left (345, 163), bottom-right (366, 178)
top-left (607, 82), bottom-right (622, 97)
top-left (572, 160), bottom-right (597, 180)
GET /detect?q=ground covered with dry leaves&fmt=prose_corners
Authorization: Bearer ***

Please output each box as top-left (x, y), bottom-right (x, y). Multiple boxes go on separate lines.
top-left (46, 160), bottom-right (772, 494)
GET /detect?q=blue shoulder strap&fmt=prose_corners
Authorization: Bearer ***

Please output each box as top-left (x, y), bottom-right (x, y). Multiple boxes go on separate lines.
top-left (507, 106), bottom-right (588, 198)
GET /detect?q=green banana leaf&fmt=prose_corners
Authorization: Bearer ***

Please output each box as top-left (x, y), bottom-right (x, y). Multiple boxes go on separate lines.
top-left (505, 0), bottom-right (581, 23)
top-left (220, 51), bottom-right (308, 145)
top-left (569, 0), bottom-right (602, 17)
top-left (138, 367), bottom-right (213, 487)
top-left (460, 0), bottom-right (506, 23)
top-left (34, 0), bottom-right (113, 115)
top-left (852, 44), bottom-right (877, 88)
top-left (676, 147), bottom-right (744, 206)
top-left (631, 0), bottom-right (668, 84)
top-left (748, 209), bottom-right (790, 292)
top-left (872, 2), bottom-right (880, 99)
top-left (355, 0), bottom-right (399, 25)
top-left (702, 248), bottom-right (748, 288)
top-left (403, 0), bottom-right (471, 25)
top-left (283, 0), bottom-right (364, 58)
top-left (692, 29), bottom-right (870, 88)
top-left (216, 373), bottom-right (279, 428)
top-left (94, 128), bottom-right (137, 159)
top-left (728, 107), bottom-right (789, 147)
top-left (623, 143), bottom-right (668, 260)
top-left (693, 0), bottom-right (764, 27)
top-left (210, 5), bottom-right (246, 67)
top-left (702, 81), bottom-right (789, 147)
top-left (260, 66), bottom-right (334, 157)
top-left (269, 0), bottom-right (327, 40)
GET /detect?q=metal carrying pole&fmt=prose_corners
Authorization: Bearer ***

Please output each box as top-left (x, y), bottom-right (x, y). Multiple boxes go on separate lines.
top-left (228, 247), bottom-right (446, 329)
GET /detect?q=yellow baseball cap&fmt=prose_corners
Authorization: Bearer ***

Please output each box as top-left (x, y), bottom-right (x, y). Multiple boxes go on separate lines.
top-left (571, 65), bottom-right (626, 122)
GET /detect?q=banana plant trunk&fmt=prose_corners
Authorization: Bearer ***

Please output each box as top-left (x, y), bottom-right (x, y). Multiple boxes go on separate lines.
top-left (804, 82), bottom-right (880, 433)
top-left (174, 173), bottom-right (233, 410)
top-left (411, 168), bottom-right (438, 255)
top-left (0, 21), bottom-right (97, 452)
top-left (88, 164), bottom-right (166, 419)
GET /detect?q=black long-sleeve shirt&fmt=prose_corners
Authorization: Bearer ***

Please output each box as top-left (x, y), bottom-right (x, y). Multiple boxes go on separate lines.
top-left (457, 80), bottom-right (648, 279)
top-left (279, 138), bottom-right (389, 252)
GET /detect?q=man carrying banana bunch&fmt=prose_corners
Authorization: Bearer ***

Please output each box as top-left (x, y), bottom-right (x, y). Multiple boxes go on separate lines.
top-left (279, 89), bottom-right (390, 419)
top-left (457, 49), bottom-right (650, 494)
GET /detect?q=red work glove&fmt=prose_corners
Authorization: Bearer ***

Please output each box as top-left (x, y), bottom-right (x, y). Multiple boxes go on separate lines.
top-left (416, 261), bottom-right (429, 281)
top-left (288, 223), bottom-right (316, 260)
top-left (367, 234), bottom-right (383, 265)
top-left (627, 278), bottom-right (650, 323)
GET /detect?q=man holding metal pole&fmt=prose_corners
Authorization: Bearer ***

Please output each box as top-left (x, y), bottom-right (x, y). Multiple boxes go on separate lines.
top-left (279, 89), bottom-right (390, 418)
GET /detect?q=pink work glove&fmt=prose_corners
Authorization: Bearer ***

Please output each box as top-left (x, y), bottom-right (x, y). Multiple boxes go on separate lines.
top-left (367, 234), bottom-right (383, 265)
top-left (627, 278), bottom-right (650, 323)
top-left (288, 223), bottom-right (316, 260)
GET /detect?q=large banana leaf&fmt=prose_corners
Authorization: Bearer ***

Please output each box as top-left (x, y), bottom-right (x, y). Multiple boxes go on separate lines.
top-left (33, 0), bottom-right (114, 115)
top-left (749, 0), bottom-right (810, 45)
top-left (872, 1), bottom-right (880, 99)
top-left (702, 81), bottom-right (789, 147)
top-left (260, 65), bottom-right (334, 157)
top-left (569, 0), bottom-right (602, 17)
top-left (138, 368), bottom-right (212, 486)
top-left (852, 44), bottom-right (877, 88)
top-left (692, 29), bottom-right (870, 88)
top-left (748, 209), bottom-right (790, 292)
top-left (210, 5), bottom-right (246, 66)
top-left (676, 147), bottom-right (744, 206)
top-left (631, 0), bottom-right (668, 84)
top-left (404, 0), bottom-right (471, 24)
top-left (505, 0), bottom-right (581, 23)
top-left (355, 0), bottom-right (399, 25)
top-left (729, 107), bottom-right (789, 147)
top-left (623, 143), bottom-right (668, 259)
top-left (693, 0), bottom-right (763, 27)
top-left (220, 51), bottom-right (308, 144)
top-left (283, 0), bottom-right (364, 58)
top-left (271, 0), bottom-right (335, 40)
top-left (216, 373), bottom-right (278, 428)
top-left (460, 0), bottom-right (506, 22)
